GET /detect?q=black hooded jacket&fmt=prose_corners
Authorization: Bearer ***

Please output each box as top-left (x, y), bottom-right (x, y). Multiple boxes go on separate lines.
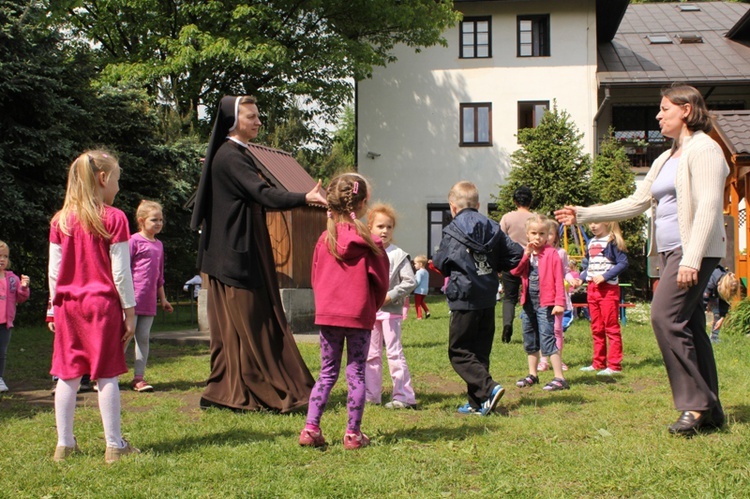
top-left (433, 208), bottom-right (523, 311)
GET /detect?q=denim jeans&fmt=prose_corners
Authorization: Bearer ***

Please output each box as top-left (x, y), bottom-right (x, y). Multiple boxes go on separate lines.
top-left (521, 303), bottom-right (558, 356)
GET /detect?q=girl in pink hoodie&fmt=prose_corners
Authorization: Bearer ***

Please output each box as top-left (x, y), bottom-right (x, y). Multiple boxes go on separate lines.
top-left (299, 173), bottom-right (389, 450)
top-left (0, 240), bottom-right (30, 393)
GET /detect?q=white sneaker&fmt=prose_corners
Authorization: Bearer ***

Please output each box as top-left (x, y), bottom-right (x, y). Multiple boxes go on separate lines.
top-left (0, 377), bottom-right (8, 392)
top-left (579, 365), bottom-right (596, 372)
top-left (597, 368), bottom-right (622, 376)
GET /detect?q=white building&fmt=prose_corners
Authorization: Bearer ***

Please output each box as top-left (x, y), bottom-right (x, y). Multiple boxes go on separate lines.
top-left (357, 0), bottom-right (750, 262)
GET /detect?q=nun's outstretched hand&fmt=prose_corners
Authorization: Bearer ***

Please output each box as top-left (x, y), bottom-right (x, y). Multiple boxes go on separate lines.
top-left (306, 179), bottom-right (328, 207)
top-left (554, 206), bottom-right (578, 226)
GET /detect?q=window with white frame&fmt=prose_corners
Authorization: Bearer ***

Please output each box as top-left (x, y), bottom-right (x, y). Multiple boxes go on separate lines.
top-left (517, 15), bottom-right (550, 57)
top-left (460, 17), bottom-right (491, 58)
top-left (460, 102), bottom-right (492, 146)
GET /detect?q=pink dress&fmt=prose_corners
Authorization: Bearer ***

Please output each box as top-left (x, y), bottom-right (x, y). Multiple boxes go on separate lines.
top-left (50, 206), bottom-right (130, 380)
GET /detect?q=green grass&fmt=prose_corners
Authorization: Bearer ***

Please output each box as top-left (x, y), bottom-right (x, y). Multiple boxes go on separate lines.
top-left (1, 297), bottom-right (749, 497)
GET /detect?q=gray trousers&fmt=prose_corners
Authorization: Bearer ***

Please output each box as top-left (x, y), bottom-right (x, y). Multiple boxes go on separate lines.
top-left (650, 248), bottom-right (721, 412)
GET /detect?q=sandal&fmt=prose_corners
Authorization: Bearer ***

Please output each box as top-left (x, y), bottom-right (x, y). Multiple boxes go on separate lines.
top-left (516, 374), bottom-right (539, 388)
top-left (537, 361), bottom-right (550, 372)
top-left (542, 377), bottom-right (570, 391)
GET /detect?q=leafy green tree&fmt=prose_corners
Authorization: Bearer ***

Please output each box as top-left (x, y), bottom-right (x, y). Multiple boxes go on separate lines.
top-left (495, 104), bottom-right (592, 217)
top-left (590, 131), bottom-right (648, 295)
top-left (53, 0), bottom-right (460, 147)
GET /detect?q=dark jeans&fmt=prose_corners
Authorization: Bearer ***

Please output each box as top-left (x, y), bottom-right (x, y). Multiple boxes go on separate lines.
top-left (651, 248), bottom-right (721, 412)
top-left (501, 272), bottom-right (522, 329)
top-left (448, 307), bottom-right (497, 409)
top-left (0, 324), bottom-right (10, 377)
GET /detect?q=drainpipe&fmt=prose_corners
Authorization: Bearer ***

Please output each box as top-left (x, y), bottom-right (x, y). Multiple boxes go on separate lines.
top-left (592, 86), bottom-right (611, 156)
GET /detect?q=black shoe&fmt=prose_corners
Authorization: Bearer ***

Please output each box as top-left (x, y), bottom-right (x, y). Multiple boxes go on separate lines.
top-left (501, 325), bottom-right (512, 344)
top-left (668, 411), bottom-right (717, 436)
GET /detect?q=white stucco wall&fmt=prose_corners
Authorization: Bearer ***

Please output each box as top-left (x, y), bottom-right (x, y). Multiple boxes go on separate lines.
top-left (358, 0), bottom-right (598, 258)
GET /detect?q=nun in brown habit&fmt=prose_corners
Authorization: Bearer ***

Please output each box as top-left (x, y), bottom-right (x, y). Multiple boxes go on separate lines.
top-left (191, 95), bottom-right (327, 412)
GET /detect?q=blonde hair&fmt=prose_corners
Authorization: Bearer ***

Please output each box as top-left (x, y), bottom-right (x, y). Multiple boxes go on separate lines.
top-left (52, 150), bottom-right (120, 238)
top-left (547, 219), bottom-right (561, 247)
top-left (448, 181), bottom-right (479, 211)
top-left (592, 220), bottom-right (627, 252)
top-left (325, 173), bottom-right (381, 260)
top-left (367, 203), bottom-right (398, 230)
top-left (136, 200), bottom-right (163, 231)
top-left (414, 255), bottom-right (428, 267)
top-left (525, 213), bottom-right (549, 232)
top-left (0, 240), bottom-right (10, 269)
top-left (718, 271), bottom-right (740, 303)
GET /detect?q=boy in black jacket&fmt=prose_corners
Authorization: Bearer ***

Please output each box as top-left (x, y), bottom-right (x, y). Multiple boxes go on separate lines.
top-left (432, 181), bottom-right (523, 416)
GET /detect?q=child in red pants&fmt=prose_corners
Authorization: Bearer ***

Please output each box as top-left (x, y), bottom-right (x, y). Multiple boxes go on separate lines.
top-left (575, 220), bottom-right (628, 376)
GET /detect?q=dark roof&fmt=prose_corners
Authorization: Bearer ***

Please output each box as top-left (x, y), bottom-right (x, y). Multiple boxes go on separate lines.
top-left (246, 143), bottom-right (318, 194)
top-left (598, 1), bottom-right (750, 87)
top-left (712, 110), bottom-right (750, 156)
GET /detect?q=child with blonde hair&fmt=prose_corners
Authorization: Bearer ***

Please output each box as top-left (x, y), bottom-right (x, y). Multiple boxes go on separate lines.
top-left (575, 219), bottom-right (628, 376)
top-left (537, 220), bottom-right (573, 372)
top-left (365, 203), bottom-right (417, 410)
top-left (126, 200), bottom-right (173, 392)
top-left (511, 214), bottom-right (568, 391)
top-left (432, 181), bottom-right (523, 414)
top-left (413, 255), bottom-right (431, 319)
top-left (300, 173), bottom-right (389, 449)
top-left (703, 266), bottom-right (740, 343)
top-left (0, 240), bottom-right (30, 393)
top-left (48, 150), bottom-right (139, 462)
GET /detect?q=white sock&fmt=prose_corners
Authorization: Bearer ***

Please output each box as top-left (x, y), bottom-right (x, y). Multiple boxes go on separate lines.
top-left (54, 377), bottom-right (80, 448)
top-left (97, 377), bottom-right (125, 448)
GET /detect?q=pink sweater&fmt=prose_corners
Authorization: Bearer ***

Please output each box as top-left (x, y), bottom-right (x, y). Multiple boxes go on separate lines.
top-left (312, 224), bottom-right (389, 330)
top-left (510, 245), bottom-right (566, 308)
top-left (0, 271), bottom-right (30, 328)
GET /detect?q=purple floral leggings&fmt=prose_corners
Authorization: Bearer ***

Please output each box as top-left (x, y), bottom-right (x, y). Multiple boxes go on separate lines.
top-left (305, 326), bottom-right (371, 433)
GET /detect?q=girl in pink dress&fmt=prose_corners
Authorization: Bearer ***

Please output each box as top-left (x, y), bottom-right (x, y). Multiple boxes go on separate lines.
top-left (48, 150), bottom-right (140, 463)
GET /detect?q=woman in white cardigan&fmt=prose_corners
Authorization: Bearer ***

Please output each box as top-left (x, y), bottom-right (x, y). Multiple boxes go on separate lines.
top-left (556, 85), bottom-right (729, 436)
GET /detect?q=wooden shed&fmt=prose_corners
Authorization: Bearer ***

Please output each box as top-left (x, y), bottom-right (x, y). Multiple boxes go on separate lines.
top-left (247, 143), bottom-right (327, 289)
top-left (711, 110), bottom-right (750, 287)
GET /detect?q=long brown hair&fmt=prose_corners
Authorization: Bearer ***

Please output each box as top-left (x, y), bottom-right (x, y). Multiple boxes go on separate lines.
top-left (661, 84), bottom-right (712, 134)
top-left (325, 173), bottom-right (381, 260)
top-left (52, 150), bottom-right (120, 238)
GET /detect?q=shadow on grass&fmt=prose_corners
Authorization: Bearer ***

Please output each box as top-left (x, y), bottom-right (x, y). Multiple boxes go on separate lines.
top-left (147, 426), bottom-right (289, 454)
top-left (505, 392), bottom-right (590, 411)
top-left (376, 422), bottom-right (503, 444)
top-left (151, 380), bottom-right (207, 392)
top-left (728, 403), bottom-right (750, 424)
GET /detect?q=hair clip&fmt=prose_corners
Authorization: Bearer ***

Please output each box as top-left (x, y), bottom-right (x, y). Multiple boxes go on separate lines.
top-left (350, 212), bottom-right (357, 220)
top-left (326, 210), bottom-right (332, 219)
top-left (352, 181), bottom-right (359, 194)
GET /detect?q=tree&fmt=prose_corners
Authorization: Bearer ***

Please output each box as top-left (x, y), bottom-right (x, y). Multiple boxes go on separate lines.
top-left (53, 0), bottom-right (460, 146)
top-left (495, 104), bottom-right (592, 217)
top-left (590, 131), bottom-right (648, 295)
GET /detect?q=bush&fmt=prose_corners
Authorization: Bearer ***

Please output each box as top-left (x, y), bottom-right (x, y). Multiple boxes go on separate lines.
top-left (721, 298), bottom-right (750, 336)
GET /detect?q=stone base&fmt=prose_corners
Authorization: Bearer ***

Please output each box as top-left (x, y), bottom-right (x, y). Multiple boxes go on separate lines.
top-left (196, 287), bottom-right (317, 336)
top-left (197, 289), bottom-right (209, 333)
top-left (279, 288), bottom-right (317, 334)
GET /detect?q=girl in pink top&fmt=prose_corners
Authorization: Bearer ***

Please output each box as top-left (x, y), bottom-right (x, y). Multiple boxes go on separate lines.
top-left (126, 200), bottom-right (173, 392)
top-left (48, 150), bottom-right (139, 463)
top-left (299, 173), bottom-right (389, 450)
top-left (0, 240), bottom-right (30, 393)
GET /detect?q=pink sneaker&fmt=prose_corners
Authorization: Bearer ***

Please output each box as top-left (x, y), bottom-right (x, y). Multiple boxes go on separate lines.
top-left (343, 431), bottom-right (370, 450)
top-left (537, 361), bottom-right (549, 372)
top-left (561, 363), bottom-right (569, 371)
top-left (131, 379), bottom-right (154, 392)
top-left (299, 428), bottom-right (327, 448)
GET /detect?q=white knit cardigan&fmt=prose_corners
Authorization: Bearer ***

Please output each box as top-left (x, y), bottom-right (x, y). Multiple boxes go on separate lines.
top-left (577, 130), bottom-right (729, 270)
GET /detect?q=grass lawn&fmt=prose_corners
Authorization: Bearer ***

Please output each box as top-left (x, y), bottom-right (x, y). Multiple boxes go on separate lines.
top-left (1, 297), bottom-right (749, 497)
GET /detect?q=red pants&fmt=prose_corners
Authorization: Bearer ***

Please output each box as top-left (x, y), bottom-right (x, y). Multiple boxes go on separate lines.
top-left (587, 282), bottom-right (622, 371)
top-left (414, 294), bottom-right (429, 319)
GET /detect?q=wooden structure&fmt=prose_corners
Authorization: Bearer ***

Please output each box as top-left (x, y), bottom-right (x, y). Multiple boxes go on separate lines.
top-left (711, 110), bottom-right (750, 286)
top-left (247, 143), bottom-right (326, 288)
